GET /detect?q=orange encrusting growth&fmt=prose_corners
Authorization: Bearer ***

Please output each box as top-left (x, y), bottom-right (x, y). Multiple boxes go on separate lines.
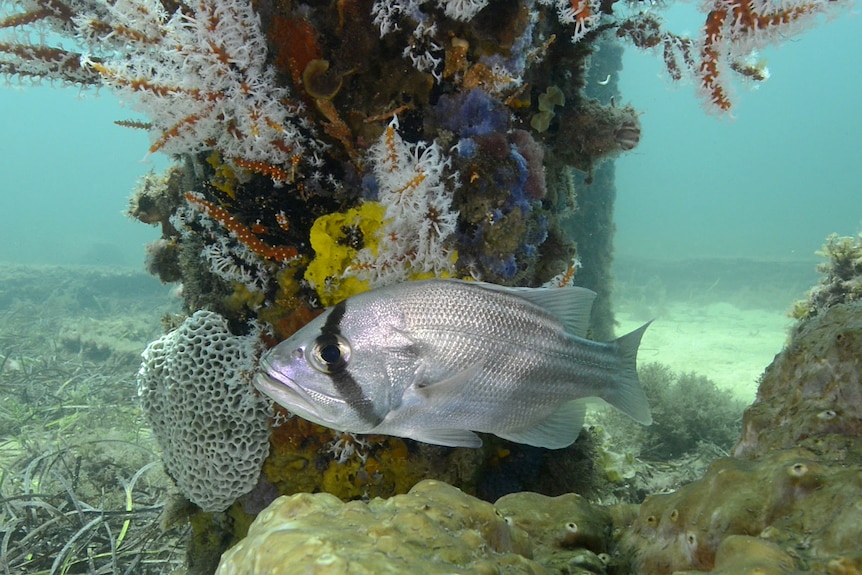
top-left (269, 16), bottom-right (323, 91)
top-left (184, 192), bottom-right (299, 262)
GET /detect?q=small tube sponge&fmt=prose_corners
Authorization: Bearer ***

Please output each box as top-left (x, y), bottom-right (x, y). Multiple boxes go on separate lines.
top-left (137, 310), bottom-right (271, 512)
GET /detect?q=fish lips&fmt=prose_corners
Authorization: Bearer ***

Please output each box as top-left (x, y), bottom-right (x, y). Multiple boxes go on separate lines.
top-left (253, 367), bottom-right (345, 428)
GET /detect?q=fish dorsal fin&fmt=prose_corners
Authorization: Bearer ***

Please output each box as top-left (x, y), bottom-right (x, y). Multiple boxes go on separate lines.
top-left (408, 428), bottom-right (483, 448)
top-left (476, 282), bottom-right (596, 338)
top-left (495, 400), bottom-right (587, 449)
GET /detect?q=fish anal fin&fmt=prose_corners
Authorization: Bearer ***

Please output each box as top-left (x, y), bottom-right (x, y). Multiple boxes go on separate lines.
top-left (496, 400), bottom-right (587, 449)
top-left (408, 429), bottom-right (483, 448)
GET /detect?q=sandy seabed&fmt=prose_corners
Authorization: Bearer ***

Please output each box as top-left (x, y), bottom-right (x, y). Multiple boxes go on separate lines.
top-left (618, 301), bottom-right (792, 402)
top-left (613, 256), bottom-right (817, 402)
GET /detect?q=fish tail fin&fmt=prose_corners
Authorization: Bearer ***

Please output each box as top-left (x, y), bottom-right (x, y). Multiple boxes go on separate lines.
top-left (605, 321), bottom-right (653, 425)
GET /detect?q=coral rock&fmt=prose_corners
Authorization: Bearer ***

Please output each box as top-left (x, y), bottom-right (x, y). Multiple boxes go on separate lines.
top-left (615, 298), bottom-right (862, 575)
top-left (495, 491), bottom-right (613, 571)
top-left (735, 301), bottom-right (862, 460)
top-left (619, 448), bottom-right (862, 574)
top-left (216, 480), bottom-right (541, 574)
top-left (673, 535), bottom-right (796, 575)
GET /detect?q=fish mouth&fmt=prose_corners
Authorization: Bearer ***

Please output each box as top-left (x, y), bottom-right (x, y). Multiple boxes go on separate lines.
top-left (253, 371), bottom-right (325, 421)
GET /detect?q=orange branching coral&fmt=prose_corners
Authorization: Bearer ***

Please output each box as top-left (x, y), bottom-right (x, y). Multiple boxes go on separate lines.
top-left (231, 157), bottom-right (297, 185)
top-left (0, 40), bottom-right (99, 84)
top-left (0, 0), bottom-right (75, 29)
top-left (544, 256), bottom-right (583, 288)
top-left (694, 0), bottom-right (836, 113)
top-left (700, 9), bottom-right (731, 112)
top-left (380, 121), bottom-right (401, 169)
top-left (1, 0), bottom-right (116, 84)
top-left (559, 0), bottom-right (600, 41)
top-left (617, 0), bottom-right (849, 114)
top-left (184, 192), bottom-right (299, 263)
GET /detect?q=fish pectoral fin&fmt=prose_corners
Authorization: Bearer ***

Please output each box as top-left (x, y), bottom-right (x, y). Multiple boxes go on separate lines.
top-left (496, 400), bottom-right (587, 449)
top-left (384, 327), bottom-right (419, 351)
top-left (411, 363), bottom-right (483, 400)
top-left (408, 428), bottom-right (483, 448)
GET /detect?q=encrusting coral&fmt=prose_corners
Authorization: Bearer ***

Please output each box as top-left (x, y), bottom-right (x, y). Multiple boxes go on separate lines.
top-left (217, 480), bottom-right (538, 575)
top-left (618, 448), bottom-right (862, 573)
top-left (737, 301), bottom-right (862, 462)
top-left (218, 479), bottom-right (625, 575)
top-left (616, 296), bottom-right (862, 574)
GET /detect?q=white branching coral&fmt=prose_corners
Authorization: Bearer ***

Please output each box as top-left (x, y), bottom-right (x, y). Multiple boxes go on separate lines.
top-left (137, 310), bottom-right (272, 512)
top-left (401, 20), bottom-right (444, 81)
top-left (370, 0), bottom-right (601, 71)
top-left (349, 118), bottom-right (459, 287)
top-left (80, 0), bottom-right (321, 182)
top-left (171, 195), bottom-right (273, 297)
top-left (538, 0), bottom-right (601, 42)
top-left (440, 0), bottom-right (489, 21)
top-left (1, 0), bottom-right (320, 183)
top-left (326, 433), bottom-right (371, 464)
top-left (372, 0), bottom-right (487, 29)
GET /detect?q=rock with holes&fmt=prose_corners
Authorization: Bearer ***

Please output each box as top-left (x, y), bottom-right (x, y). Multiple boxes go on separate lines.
top-left (735, 301), bottom-right (862, 461)
top-left (617, 448), bottom-right (862, 573)
top-left (495, 490), bottom-right (613, 572)
top-left (137, 310), bottom-right (271, 512)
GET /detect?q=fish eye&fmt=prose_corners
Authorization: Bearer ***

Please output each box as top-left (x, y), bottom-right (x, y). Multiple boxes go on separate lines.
top-left (307, 334), bottom-right (351, 374)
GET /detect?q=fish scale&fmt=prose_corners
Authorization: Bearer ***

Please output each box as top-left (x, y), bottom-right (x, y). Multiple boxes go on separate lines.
top-left (255, 278), bottom-right (652, 449)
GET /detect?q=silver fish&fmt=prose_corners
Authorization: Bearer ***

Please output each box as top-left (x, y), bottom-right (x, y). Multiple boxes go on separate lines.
top-left (254, 279), bottom-right (652, 449)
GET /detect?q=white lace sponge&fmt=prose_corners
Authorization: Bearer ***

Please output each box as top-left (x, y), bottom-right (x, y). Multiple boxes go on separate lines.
top-left (137, 310), bottom-right (271, 512)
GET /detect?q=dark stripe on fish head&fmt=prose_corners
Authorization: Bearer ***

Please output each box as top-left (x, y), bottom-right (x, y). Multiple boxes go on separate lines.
top-left (321, 300), bottom-right (383, 428)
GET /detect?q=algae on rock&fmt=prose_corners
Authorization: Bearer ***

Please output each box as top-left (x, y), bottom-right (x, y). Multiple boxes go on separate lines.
top-left (217, 480), bottom-right (540, 575)
top-left (617, 299), bottom-right (862, 574)
top-left (218, 479), bottom-right (623, 575)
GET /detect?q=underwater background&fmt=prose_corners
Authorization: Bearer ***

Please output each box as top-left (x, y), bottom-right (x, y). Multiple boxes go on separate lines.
top-left (1, 7), bottom-right (859, 266)
top-left (2, 1), bottom-right (861, 573)
top-left (3, 7), bottom-right (857, 401)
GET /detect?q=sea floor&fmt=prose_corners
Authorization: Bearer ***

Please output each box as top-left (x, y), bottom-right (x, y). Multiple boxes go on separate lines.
top-left (0, 264), bottom-right (185, 573)
top-left (617, 301), bottom-right (792, 402)
top-left (614, 256), bottom-right (816, 402)
top-left (0, 258), bottom-right (820, 572)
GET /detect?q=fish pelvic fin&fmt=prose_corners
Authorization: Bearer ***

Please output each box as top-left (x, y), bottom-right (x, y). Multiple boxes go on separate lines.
top-left (605, 321), bottom-right (653, 425)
